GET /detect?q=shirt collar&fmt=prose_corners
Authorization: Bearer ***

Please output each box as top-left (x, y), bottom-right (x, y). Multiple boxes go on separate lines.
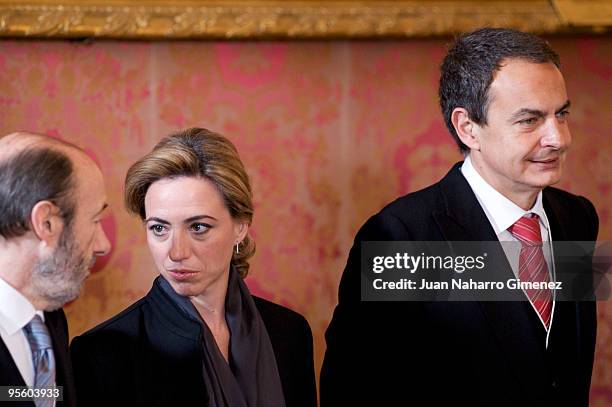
top-left (461, 155), bottom-right (549, 236)
top-left (0, 277), bottom-right (40, 335)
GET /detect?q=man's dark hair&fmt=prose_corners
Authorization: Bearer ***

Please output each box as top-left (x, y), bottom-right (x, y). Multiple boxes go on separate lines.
top-left (439, 27), bottom-right (561, 153)
top-left (0, 148), bottom-right (75, 238)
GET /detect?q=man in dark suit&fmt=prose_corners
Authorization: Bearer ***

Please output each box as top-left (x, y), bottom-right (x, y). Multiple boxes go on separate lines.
top-left (321, 28), bottom-right (598, 406)
top-left (0, 132), bottom-right (111, 406)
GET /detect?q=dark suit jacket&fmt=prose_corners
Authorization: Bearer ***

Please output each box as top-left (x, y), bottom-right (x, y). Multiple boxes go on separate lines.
top-left (321, 162), bottom-right (598, 407)
top-left (0, 309), bottom-right (77, 407)
top-left (70, 277), bottom-right (317, 407)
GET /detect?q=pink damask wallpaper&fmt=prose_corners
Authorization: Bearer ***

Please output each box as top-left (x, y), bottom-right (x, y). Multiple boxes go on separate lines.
top-left (0, 37), bottom-right (610, 403)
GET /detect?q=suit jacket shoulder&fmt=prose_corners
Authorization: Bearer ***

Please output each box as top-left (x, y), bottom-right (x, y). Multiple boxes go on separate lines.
top-left (357, 182), bottom-right (442, 242)
top-left (543, 186), bottom-right (599, 241)
top-left (71, 289), bottom-right (207, 406)
top-left (73, 296), bottom-right (150, 340)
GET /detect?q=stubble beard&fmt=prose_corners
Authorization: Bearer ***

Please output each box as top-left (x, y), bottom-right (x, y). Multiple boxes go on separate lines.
top-left (31, 226), bottom-right (95, 311)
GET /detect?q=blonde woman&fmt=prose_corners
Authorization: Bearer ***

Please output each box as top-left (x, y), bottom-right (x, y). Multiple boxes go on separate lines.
top-left (71, 128), bottom-right (316, 407)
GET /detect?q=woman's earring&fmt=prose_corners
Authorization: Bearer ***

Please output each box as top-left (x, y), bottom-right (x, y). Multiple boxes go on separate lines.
top-left (235, 241), bottom-right (240, 254)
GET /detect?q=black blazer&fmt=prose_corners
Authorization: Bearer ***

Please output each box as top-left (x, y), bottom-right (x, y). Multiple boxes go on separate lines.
top-left (0, 309), bottom-right (77, 407)
top-left (321, 162), bottom-right (598, 407)
top-left (70, 278), bottom-right (317, 407)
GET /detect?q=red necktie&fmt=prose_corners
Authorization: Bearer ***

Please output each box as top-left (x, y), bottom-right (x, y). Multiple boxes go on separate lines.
top-left (508, 214), bottom-right (553, 329)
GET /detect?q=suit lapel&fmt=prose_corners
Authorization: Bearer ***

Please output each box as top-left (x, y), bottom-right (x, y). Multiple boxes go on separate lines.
top-left (0, 332), bottom-right (35, 407)
top-left (433, 163), bottom-right (500, 242)
top-left (432, 163), bottom-right (550, 401)
top-left (0, 337), bottom-right (28, 386)
top-left (44, 310), bottom-right (76, 407)
top-left (542, 189), bottom-right (585, 366)
top-left (542, 189), bottom-right (569, 241)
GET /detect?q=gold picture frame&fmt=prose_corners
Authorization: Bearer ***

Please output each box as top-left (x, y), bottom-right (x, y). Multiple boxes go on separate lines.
top-left (0, 0), bottom-right (610, 40)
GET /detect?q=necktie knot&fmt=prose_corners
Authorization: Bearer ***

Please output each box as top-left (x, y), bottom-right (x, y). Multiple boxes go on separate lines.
top-left (509, 214), bottom-right (542, 246)
top-left (23, 315), bottom-right (53, 352)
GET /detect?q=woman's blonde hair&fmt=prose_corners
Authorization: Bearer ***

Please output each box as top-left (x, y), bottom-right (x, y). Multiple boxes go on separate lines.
top-left (125, 127), bottom-right (255, 278)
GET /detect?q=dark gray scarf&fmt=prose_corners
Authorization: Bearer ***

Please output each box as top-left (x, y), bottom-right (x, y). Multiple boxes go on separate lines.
top-left (159, 267), bottom-right (286, 407)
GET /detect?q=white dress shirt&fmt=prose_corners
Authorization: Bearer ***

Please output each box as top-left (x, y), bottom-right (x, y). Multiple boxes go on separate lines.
top-left (0, 276), bottom-right (43, 386)
top-left (461, 155), bottom-right (556, 344)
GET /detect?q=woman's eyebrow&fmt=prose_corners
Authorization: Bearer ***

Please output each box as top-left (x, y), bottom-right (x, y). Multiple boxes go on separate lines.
top-left (184, 215), bottom-right (217, 223)
top-left (144, 217), bottom-right (170, 224)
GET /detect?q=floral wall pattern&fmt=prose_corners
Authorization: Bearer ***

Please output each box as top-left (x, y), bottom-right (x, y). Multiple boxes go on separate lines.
top-left (0, 37), bottom-right (610, 404)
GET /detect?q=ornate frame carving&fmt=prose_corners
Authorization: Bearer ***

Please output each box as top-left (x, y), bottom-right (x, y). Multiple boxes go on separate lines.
top-left (0, 1), bottom-right (610, 39)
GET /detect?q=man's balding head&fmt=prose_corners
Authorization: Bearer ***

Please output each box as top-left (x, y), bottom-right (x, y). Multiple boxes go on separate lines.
top-left (0, 132), bottom-right (93, 239)
top-left (0, 131), bottom-right (83, 160)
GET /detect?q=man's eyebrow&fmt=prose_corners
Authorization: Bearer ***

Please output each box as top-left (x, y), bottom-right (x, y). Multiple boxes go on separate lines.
top-left (509, 108), bottom-right (545, 122)
top-left (508, 100), bottom-right (571, 123)
top-left (93, 203), bottom-right (108, 218)
top-left (556, 100), bottom-right (571, 114)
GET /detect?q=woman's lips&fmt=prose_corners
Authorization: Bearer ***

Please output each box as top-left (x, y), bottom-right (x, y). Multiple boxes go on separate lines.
top-left (167, 269), bottom-right (198, 281)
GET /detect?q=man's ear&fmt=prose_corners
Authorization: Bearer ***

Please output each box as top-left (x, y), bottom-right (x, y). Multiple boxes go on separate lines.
top-left (451, 107), bottom-right (481, 151)
top-left (30, 201), bottom-right (64, 246)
